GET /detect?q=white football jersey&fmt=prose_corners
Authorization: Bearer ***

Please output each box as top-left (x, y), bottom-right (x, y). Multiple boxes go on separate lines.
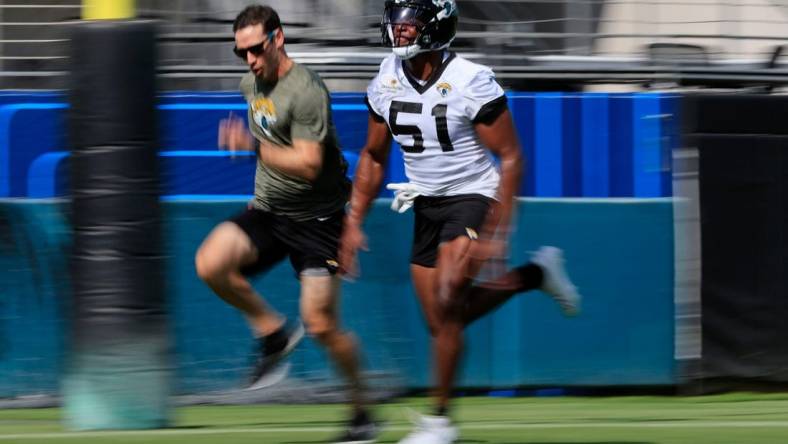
top-left (366, 52), bottom-right (507, 199)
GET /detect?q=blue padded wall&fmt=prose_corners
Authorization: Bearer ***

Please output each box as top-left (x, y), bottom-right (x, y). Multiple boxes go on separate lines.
top-left (3, 92), bottom-right (679, 199)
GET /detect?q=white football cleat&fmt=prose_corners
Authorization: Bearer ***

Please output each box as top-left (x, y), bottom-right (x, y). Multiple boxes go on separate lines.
top-left (531, 246), bottom-right (581, 316)
top-left (398, 414), bottom-right (458, 444)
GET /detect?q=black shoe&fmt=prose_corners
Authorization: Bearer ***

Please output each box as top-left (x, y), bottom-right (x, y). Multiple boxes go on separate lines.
top-left (331, 414), bottom-right (380, 444)
top-left (246, 321), bottom-right (304, 390)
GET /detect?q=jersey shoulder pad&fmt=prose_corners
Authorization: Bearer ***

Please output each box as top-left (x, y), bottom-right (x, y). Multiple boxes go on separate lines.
top-left (367, 54), bottom-right (406, 116)
top-left (448, 55), bottom-right (498, 90)
top-left (448, 56), bottom-right (505, 121)
top-left (367, 54), bottom-right (401, 96)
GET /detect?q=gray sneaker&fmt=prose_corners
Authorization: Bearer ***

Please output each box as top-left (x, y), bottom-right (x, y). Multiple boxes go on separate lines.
top-left (531, 246), bottom-right (581, 316)
top-left (246, 321), bottom-right (305, 390)
top-left (332, 415), bottom-right (380, 444)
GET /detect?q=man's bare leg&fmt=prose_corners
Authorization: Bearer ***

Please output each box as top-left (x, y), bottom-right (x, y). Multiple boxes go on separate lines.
top-left (195, 221), bottom-right (283, 335)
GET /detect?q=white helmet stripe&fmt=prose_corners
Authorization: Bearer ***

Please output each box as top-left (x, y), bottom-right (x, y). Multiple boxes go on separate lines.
top-left (386, 24), bottom-right (395, 43)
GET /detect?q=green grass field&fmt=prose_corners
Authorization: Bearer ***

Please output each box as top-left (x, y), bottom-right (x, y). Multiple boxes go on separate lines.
top-left (2, 393), bottom-right (788, 443)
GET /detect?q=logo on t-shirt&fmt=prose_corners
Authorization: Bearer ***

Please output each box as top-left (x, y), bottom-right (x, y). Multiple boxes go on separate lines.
top-left (252, 97), bottom-right (277, 137)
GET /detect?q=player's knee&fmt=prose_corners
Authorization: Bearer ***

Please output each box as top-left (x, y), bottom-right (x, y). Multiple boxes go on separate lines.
top-left (301, 308), bottom-right (336, 339)
top-left (300, 268), bottom-right (339, 339)
top-left (435, 276), bottom-right (468, 308)
top-left (433, 292), bottom-right (465, 325)
top-left (195, 246), bottom-right (225, 284)
top-left (305, 317), bottom-right (339, 344)
top-left (194, 248), bottom-right (213, 281)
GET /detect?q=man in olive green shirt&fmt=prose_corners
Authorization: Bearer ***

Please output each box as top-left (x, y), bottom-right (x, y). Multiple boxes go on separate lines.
top-left (194, 6), bottom-right (376, 443)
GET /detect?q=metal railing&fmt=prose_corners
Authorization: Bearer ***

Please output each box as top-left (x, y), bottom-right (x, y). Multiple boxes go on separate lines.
top-left (0, 1), bottom-right (787, 90)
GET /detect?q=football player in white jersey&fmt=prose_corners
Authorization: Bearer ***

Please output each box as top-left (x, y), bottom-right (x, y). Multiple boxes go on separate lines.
top-left (339, 1), bottom-right (582, 442)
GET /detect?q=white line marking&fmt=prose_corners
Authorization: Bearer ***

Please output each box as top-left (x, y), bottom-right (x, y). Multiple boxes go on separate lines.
top-left (4, 421), bottom-right (788, 440)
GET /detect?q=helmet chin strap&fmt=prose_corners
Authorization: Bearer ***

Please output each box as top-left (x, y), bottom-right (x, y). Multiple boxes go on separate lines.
top-left (393, 44), bottom-right (424, 60)
top-left (393, 42), bottom-right (452, 60)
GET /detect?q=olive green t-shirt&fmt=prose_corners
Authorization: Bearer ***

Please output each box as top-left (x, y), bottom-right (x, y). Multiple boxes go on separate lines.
top-left (240, 63), bottom-right (349, 221)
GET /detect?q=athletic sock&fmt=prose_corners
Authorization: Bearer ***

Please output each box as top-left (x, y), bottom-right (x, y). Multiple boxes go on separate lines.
top-left (263, 324), bottom-right (288, 354)
top-left (514, 263), bottom-right (543, 292)
top-left (352, 409), bottom-right (371, 426)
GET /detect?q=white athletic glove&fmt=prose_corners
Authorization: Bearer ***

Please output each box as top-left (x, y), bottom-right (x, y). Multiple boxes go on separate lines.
top-left (386, 182), bottom-right (421, 213)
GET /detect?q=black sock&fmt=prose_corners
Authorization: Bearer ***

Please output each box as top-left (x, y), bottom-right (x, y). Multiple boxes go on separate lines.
top-left (434, 405), bottom-right (449, 417)
top-left (263, 324), bottom-right (288, 354)
top-left (515, 263), bottom-right (544, 291)
top-left (352, 409), bottom-right (370, 426)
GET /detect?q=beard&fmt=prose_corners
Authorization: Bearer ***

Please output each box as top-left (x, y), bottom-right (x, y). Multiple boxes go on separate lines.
top-left (254, 53), bottom-right (280, 84)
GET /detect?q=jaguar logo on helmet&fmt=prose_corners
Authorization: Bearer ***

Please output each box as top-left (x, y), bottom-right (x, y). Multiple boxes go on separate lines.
top-left (381, 0), bottom-right (459, 60)
top-left (432, 0), bottom-right (456, 19)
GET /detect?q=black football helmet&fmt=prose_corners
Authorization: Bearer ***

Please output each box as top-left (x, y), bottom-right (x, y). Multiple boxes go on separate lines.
top-left (381, 0), bottom-right (458, 59)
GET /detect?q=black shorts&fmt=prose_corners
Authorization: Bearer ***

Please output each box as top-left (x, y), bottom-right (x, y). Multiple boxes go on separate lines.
top-left (230, 208), bottom-right (343, 276)
top-left (411, 194), bottom-right (493, 268)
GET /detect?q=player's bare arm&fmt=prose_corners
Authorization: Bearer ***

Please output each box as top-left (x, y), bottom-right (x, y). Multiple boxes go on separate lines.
top-left (338, 115), bottom-right (393, 276)
top-left (256, 137), bottom-right (324, 182)
top-left (472, 108), bottom-right (523, 258)
top-left (217, 114), bottom-right (324, 182)
top-left (346, 115), bottom-right (393, 224)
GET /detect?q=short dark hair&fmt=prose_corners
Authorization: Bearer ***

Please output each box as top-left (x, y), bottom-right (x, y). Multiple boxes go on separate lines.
top-left (233, 5), bottom-right (281, 33)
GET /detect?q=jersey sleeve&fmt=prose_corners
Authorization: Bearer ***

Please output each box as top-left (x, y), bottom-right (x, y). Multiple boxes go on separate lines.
top-left (462, 67), bottom-right (507, 125)
top-left (291, 79), bottom-right (330, 142)
top-left (365, 78), bottom-right (386, 123)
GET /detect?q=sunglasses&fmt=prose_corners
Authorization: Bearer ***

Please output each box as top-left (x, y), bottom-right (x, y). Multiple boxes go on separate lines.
top-left (233, 30), bottom-right (276, 60)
